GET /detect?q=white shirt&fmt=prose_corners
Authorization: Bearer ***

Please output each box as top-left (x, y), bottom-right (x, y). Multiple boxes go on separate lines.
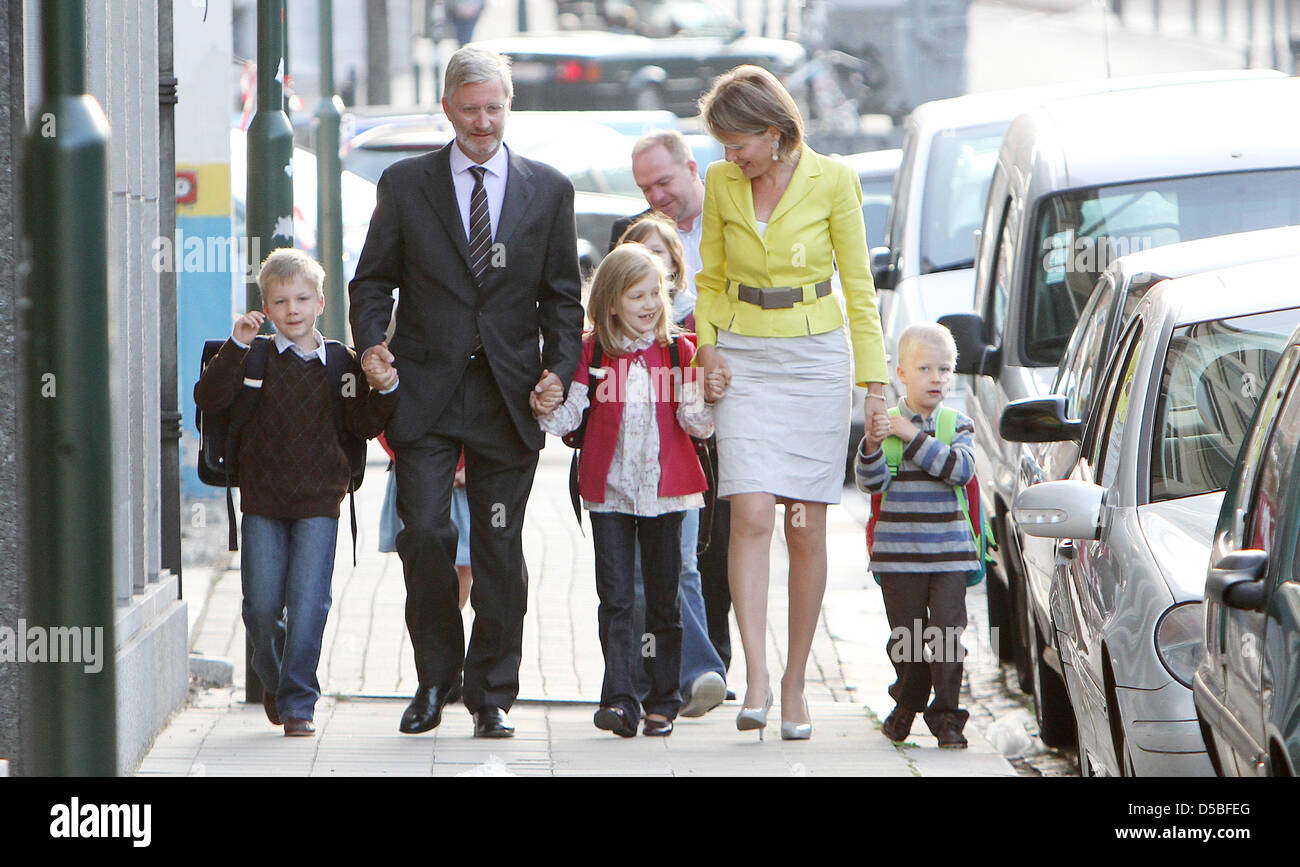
top-left (449, 141), bottom-right (509, 242)
top-left (675, 211), bottom-right (702, 321)
top-left (273, 329), bottom-right (327, 364)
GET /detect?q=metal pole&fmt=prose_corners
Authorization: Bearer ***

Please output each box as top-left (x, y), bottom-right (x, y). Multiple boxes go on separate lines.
top-left (247, 0), bottom-right (294, 314)
top-left (245, 0), bottom-right (294, 703)
top-left (22, 0), bottom-right (116, 776)
top-left (317, 0), bottom-right (347, 341)
top-left (1270, 0), bottom-right (1280, 68)
top-left (518, 0), bottom-right (529, 33)
top-left (158, 0), bottom-right (183, 591)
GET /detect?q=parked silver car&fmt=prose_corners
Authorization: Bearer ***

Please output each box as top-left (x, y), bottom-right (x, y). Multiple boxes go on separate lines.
top-left (942, 73), bottom-right (1300, 697)
top-left (1008, 224), bottom-right (1300, 746)
top-left (1005, 258), bottom-right (1300, 775)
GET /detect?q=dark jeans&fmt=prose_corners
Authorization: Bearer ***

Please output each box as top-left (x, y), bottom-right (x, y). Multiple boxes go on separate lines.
top-left (878, 571), bottom-right (970, 734)
top-left (697, 436), bottom-right (732, 671)
top-left (590, 511), bottom-right (684, 720)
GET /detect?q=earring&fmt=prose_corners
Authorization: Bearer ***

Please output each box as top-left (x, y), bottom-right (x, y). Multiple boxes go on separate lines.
top-left (771, 136), bottom-right (780, 161)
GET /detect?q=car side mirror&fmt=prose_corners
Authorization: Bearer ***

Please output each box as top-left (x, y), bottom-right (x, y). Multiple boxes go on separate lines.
top-left (1205, 549), bottom-right (1268, 612)
top-left (938, 312), bottom-right (1000, 378)
top-left (1000, 395), bottom-right (1082, 443)
top-left (1012, 480), bottom-right (1103, 541)
top-left (871, 247), bottom-right (896, 292)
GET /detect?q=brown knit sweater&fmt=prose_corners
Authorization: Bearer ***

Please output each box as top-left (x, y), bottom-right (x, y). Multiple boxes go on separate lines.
top-left (195, 337), bottom-right (397, 518)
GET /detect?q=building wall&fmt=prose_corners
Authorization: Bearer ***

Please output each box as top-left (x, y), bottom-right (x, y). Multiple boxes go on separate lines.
top-left (0, 0), bottom-right (27, 777)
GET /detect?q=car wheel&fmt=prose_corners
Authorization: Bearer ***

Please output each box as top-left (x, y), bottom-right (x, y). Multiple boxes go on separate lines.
top-left (986, 569), bottom-right (1012, 662)
top-left (635, 84), bottom-right (666, 112)
top-left (1030, 620), bottom-right (1076, 748)
top-left (1010, 558), bottom-right (1034, 694)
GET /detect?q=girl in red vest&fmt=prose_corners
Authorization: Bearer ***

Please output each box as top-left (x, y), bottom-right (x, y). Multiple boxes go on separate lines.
top-left (539, 244), bottom-right (719, 737)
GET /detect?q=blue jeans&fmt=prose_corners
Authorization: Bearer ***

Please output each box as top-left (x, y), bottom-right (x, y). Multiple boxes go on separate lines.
top-left (634, 507), bottom-right (725, 696)
top-left (240, 514), bottom-right (338, 721)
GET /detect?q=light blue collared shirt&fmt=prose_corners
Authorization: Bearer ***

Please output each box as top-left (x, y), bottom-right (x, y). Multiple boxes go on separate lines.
top-left (449, 140), bottom-right (509, 243)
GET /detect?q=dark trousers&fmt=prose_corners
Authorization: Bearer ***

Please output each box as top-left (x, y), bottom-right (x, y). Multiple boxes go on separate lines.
top-left (696, 436), bottom-right (732, 671)
top-left (590, 511), bottom-right (684, 720)
top-left (878, 571), bottom-right (970, 733)
top-left (391, 357), bottom-right (538, 713)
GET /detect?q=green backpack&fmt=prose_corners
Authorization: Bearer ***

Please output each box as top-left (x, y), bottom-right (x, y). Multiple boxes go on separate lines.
top-left (866, 406), bottom-right (996, 587)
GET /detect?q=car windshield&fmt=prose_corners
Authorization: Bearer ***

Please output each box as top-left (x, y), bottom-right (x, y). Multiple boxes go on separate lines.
top-left (1026, 168), bottom-right (1300, 366)
top-left (1151, 307), bottom-right (1300, 501)
top-left (918, 122), bottom-right (1006, 275)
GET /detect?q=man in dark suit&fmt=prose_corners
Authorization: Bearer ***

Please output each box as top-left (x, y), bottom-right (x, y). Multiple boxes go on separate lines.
top-left (349, 47), bottom-right (583, 738)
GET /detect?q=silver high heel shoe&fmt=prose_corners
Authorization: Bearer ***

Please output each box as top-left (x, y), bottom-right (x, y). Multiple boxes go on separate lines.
top-left (736, 691), bottom-right (774, 740)
top-left (780, 696), bottom-right (813, 740)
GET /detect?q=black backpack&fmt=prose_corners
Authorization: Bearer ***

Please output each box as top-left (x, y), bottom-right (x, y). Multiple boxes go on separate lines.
top-left (195, 336), bottom-right (367, 559)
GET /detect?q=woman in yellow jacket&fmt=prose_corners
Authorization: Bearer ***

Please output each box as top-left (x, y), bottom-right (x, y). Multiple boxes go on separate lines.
top-left (695, 65), bottom-right (889, 740)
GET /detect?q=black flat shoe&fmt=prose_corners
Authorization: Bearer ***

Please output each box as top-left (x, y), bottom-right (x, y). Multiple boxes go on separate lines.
top-left (473, 706), bottom-right (515, 738)
top-left (399, 682), bottom-right (459, 734)
top-left (643, 717), bottom-right (673, 736)
top-left (593, 706), bottom-right (637, 738)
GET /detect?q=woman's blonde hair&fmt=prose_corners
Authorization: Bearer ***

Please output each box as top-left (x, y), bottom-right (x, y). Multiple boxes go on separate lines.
top-left (586, 244), bottom-right (673, 352)
top-left (619, 213), bottom-right (688, 300)
top-left (698, 64), bottom-right (804, 162)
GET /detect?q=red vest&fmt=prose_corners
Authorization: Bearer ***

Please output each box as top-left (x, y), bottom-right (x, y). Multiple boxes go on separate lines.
top-left (575, 333), bottom-right (708, 504)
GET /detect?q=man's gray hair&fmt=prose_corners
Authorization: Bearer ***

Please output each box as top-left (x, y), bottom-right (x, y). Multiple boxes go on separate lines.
top-left (444, 46), bottom-right (513, 103)
top-left (631, 129), bottom-right (693, 168)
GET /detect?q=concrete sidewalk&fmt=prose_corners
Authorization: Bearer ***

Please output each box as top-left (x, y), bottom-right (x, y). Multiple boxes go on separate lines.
top-left (150, 441), bottom-right (1014, 777)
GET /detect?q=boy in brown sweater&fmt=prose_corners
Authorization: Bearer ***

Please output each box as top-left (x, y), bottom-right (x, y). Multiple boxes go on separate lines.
top-left (196, 249), bottom-right (398, 736)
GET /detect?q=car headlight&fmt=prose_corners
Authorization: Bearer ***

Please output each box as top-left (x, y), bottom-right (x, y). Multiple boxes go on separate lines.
top-left (1155, 601), bottom-right (1204, 688)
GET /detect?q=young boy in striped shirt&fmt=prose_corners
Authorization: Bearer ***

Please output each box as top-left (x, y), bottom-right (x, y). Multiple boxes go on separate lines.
top-left (855, 323), bottom-right (977, 749)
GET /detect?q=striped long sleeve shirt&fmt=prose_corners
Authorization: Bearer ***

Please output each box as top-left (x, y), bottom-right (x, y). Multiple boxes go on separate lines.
top-left (855, 400), bottom-right (979, 574)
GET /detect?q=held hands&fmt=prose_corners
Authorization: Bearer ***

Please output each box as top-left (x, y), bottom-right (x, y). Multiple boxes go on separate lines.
top-left (362, 342), bottom-right (399, 391)
top-left (698, 345), bottom-right (732, 403)
top-left (232, 310), bottom-right (265, 345)
top-left (863, 407), bottom-right (891, 453)
top-left (529, 368), bottom-right (563, 417)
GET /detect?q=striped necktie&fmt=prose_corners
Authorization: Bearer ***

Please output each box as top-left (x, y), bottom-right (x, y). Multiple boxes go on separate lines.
top-left (467, 165), bottom-right (491, 282)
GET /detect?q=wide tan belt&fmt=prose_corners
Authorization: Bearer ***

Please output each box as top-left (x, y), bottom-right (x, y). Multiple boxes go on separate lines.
top-left (735, 279), bottom-right (832, 309)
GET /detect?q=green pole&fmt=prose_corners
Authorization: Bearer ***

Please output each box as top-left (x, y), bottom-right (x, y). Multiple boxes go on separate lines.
top-left (316, 0), bottom-right (347, 341)
top-left (22, 0), bottom-right (116, 776)
top-left (247, 0), bottom-right (295, 315)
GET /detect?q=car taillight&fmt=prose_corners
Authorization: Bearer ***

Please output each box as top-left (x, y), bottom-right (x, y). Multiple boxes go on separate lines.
top-left (556, 60), bottom-right (600, 83)
top-left (558, 60), bottom-right (583, 83)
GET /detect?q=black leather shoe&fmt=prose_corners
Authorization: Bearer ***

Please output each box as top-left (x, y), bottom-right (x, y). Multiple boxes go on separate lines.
top-left (643, 716), bottom-right (673, 736)
top-left (593, 706), bottom-right (637, 738)
top-left (399, 682), bottom-right (458, 734)
top-left (473, 706), bottom-right (515, 738)
top-left (263, 691), bottom-right (281, 726)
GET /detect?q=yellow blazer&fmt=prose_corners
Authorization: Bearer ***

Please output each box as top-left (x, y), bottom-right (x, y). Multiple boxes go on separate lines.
top-left (694, 143), bottom-right (889, 385)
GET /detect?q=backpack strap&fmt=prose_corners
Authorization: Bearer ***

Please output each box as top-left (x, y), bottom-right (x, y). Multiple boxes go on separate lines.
top-left (324, 340), bottom-right (361, 566)
top-left (881, 407), bottom-right (904, 476)
top-left (225, 336), bottom-right (272, 552)
top-left (568, 337), bottom-right (605, 529)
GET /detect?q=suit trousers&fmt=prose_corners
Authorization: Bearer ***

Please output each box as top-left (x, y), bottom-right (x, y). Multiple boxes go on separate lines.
top-left (391, 355), bottom-right (538, 713)
top-left (878, 571), bottom-right (970, 733)
top-left (696, 436), bottom-right (732, 671)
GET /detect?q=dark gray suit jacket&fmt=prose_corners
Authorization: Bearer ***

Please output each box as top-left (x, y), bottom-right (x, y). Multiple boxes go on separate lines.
top-left (349, 143), bottom-right (584, 450)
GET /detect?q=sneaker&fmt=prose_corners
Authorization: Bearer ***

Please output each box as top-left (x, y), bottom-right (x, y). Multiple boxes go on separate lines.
top-left (935, 720), bottom-right (968, 749)
top-left (881, 705), bottom-right (916, 744)
top-left (679, 672), bottom-right (727, 718)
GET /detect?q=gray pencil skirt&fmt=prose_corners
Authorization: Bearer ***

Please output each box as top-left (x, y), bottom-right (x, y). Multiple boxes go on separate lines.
top-left (712, 328), bottom-right (852, 504)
